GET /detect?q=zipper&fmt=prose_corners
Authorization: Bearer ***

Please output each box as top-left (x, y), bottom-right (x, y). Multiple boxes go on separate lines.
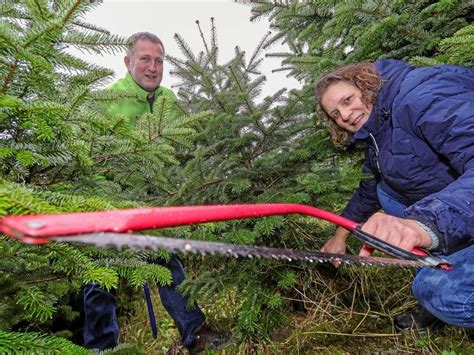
top-left (368, 133), bottom-right (382, 175)
top-left (147, 94), bottom-right (154, 113)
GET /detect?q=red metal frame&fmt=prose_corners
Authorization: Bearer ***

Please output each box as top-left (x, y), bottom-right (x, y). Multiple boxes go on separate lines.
top-left (0, 203), bottom-right (358, 243)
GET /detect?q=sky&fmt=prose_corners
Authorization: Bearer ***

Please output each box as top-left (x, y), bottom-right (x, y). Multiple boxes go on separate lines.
top-left (74, 0), bottom-right (300, 97)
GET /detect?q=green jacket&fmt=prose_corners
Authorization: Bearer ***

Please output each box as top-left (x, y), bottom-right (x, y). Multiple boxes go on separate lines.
top-left (105, 72), bottom-right (178, 125)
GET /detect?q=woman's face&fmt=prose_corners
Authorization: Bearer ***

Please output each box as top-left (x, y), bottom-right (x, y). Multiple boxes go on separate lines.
top-left (320, 81), bottom-right (373, 133)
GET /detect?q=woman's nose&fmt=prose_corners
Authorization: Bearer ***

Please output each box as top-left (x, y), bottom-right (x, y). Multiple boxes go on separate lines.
top-left (339, 107), bottom-right (351, 121)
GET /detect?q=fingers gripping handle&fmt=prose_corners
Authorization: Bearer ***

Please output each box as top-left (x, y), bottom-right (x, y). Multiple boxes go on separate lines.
top-left (353, 226), bottom-right (452, 269)
top-left (353, 226), bottom-right (425, 261)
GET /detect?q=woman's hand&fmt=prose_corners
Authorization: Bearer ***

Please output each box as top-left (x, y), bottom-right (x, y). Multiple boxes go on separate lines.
top-left (358, 212), bottom-right (432, 257)
top-left (321, 226), bottom-right (350, 267)
top-left (321, 226), bottom-right (349, 254)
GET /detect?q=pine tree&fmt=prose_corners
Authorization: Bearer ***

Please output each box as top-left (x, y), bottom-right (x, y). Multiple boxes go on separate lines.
top-left (238, 0), bottom-right (473, 79)
top-left (160, 17), bottom-right (361, 340)
top-left (0, 1), bottom-right (197, 351)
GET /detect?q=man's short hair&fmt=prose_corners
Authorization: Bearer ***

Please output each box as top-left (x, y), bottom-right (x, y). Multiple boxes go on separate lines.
top-left (127, 32), bottom-right (165, 55)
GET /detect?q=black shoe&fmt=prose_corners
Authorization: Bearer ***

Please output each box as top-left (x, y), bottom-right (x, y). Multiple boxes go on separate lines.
top-left (393, 305), bottom-right (445, 332)
top-left (187, 324), bottom-right (231, 354)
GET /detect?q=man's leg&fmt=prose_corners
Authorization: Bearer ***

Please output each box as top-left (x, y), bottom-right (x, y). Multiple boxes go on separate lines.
top-left (154, 256), bottom-right (205, 348)
top-left (413, 244), bottom-right (474, 328)
top-left (83, 283), bottom-right (119, 350)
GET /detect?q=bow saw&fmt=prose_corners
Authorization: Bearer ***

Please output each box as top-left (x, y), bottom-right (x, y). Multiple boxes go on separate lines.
top-left (0, 203), bottom-right (451, 270)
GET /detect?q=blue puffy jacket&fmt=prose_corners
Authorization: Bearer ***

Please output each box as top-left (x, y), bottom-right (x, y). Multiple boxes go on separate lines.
top-left (341, 59), bottom-right (474, 255)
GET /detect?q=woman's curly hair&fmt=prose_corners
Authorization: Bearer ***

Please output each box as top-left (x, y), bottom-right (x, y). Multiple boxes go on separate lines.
top-left (315, 62), bottom-right (383, 145)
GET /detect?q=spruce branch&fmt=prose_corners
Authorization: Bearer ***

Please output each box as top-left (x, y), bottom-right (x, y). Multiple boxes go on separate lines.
top-left (0, 58), bottom-right (19, 94)
top-left (174, 33), bottom-right (198, 65)
top-left (61, 31), bottom-right (128, 55)
top-left (71, 18), bottom-right (110, 34)
top-left (195, 20), bottom-right (211, 56)
top-left (227, 65), bottom-right (254, 114)
top-left (0, 330), bottom-right (88, 354)
top-left (16, 286), bottom-right (56, 322)
top-left (210, 17), bottom-right (218, 65)
top-left (248, 31), bottom-right (271, 70)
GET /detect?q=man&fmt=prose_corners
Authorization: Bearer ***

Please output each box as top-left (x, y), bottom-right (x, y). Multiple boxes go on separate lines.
top-left (83, 32), bottom-right (228, 354)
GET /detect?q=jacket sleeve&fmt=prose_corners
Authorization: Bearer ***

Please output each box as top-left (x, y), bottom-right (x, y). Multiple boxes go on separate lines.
top-left (402, 69), bottom-right (474, 254)
top-left (341, 156), bottom-right (381, 223)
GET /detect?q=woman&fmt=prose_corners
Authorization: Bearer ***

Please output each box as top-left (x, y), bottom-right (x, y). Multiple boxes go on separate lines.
top-left (315, 60), bottom-right (474, 329)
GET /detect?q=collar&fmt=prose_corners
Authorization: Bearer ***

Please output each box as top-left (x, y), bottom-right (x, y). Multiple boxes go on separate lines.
top-left (351, 110), bottom-right (378, 143)
top-left (123, 72), bottom-right (163, 102)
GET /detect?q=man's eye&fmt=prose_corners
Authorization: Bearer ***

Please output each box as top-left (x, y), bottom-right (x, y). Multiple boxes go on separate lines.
top-left (344, 96), bottom-right (352, 104)
top-left (331, 112), bottom-right (339, 120)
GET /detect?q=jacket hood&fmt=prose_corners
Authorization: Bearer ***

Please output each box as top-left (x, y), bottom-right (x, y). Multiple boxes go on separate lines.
top-left (352, 60), bottom-right (415, 142)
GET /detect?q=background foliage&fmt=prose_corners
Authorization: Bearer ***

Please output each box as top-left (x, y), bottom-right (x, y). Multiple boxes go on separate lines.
top-left (0, 0), bottom-right (197, 351)
top-left (0, 0), bottom-right (473, 353)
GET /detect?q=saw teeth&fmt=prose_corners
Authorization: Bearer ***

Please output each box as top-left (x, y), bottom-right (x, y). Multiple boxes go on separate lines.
top-left (50, 234), bottom-right (426, 269)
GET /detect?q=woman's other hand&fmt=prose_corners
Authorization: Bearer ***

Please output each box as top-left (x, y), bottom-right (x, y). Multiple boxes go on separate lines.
top-left (321, 226), bottom-right (350, 267)
top-left (321, 226), bottom-right (349, 254)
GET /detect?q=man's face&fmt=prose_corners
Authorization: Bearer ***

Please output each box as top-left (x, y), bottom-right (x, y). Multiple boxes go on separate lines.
top-left (125, 39), bottom-right (164, 92)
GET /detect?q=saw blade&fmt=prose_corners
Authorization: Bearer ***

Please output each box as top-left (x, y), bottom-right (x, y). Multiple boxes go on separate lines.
top-left (51, 233), bottom-right (426, 268)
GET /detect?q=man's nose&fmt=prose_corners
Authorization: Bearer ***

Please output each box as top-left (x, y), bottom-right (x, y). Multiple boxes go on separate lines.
top-left (148, 62), bottom-right (158, 72)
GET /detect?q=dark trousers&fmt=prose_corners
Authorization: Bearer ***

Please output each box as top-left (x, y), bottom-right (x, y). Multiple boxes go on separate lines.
top-left (83, 255), bottom-right (205, 350)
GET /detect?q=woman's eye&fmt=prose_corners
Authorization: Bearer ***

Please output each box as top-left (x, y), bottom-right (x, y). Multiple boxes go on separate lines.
top-left (344, 96), bottom-right (351, 104)
top-left (331, 112), bottom-right (339, 120)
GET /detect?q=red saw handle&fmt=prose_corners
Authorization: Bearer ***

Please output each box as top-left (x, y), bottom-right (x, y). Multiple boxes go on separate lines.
top-left (1, 204), bottom-right (357, 243)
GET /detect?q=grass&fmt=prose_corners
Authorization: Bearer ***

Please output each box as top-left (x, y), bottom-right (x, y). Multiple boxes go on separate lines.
top-left (117, 264), bottom-right (474, 354)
